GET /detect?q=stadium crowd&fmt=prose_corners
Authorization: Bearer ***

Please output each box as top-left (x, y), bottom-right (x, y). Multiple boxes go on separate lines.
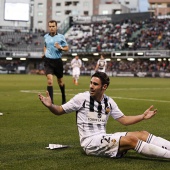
top-left (0, 18), bottom-right (170, 52)
top-left (65, 18), bottom-right (170, 52)
top-left (0, 29), bottom-right (44, 52)
top-left (0, 18), bottom-right (170, 75)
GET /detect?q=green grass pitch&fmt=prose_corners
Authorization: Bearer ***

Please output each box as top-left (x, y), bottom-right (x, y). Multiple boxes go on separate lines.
top-left (0, 74), bottom-right (170, 170)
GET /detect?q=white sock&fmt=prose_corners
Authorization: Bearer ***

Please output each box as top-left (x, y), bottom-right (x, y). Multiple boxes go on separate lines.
top-left (146, 134), bottom-right (170, 150)
top-left (134, 140), bottom-right (170, 158)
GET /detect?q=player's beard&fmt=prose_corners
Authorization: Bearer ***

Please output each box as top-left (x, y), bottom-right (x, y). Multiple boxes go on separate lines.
top-left (89, 88), bottom-right (103, 102)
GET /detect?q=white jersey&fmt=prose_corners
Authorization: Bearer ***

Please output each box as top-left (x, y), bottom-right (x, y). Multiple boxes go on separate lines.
top-left (71, 58), bottom-right (82, 76)
top-left (71, 58), bottom-right (82, 69)
top-left (62, 91), bottom-right (124, 148)
top-left (97, 59), bottom-right (107, 72)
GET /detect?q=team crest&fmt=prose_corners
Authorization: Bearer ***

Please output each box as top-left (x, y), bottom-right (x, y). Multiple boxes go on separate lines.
top-left (105, 106), bottom-right (110, 114)
top-left (111, 139), bottom-right (117, 145)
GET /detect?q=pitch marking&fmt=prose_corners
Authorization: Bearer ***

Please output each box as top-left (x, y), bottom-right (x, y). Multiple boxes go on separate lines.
top-left (20, 89), bottom-right (170, 103)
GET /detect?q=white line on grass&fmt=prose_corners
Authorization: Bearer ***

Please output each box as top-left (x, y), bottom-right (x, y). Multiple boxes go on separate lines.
top-left (21, 87), bottom-right (170, 93)
top-left (108, 88), bottom-right (170, 91)
top-left (20, 90), bottom-right (170, 103)
top-left (111, 96), bottom-right (170, 103)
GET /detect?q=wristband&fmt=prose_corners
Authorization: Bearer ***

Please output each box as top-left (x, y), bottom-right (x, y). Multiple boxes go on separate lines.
top-left (60, 46), bottom-right (63, 50)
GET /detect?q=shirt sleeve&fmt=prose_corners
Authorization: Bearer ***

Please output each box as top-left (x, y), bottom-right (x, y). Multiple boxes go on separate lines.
top-left (109, 97), bottom-right (124, 119)
top-left (62, 93), bottom-right (84, 113)
top-left (105, 60), bottom-right (107, 66)
top-left (44, 34), bottom-right (47, 47)
top-left (61, 34), bottom-right (68, 47)
top-left (71, 59), bottom-right (73, 66)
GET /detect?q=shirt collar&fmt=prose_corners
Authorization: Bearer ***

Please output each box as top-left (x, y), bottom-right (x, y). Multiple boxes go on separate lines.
top-left (49, 32), bottom-right (58, 36)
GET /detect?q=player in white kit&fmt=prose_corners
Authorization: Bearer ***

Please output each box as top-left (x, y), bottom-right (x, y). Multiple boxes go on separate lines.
top-left (95, 54), bottom-right (107, 72)
top-left (71, 55), bottom-right (82, 85)
top-left (39, 72), bottom-right (170, 159)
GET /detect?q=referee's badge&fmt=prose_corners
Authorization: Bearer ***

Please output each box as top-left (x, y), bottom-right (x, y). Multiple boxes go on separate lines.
top-left (105, 106), bottom-right (110, 114)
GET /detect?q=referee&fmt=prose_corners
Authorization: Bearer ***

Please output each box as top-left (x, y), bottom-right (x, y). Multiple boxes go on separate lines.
top-left (43, 20), bottom-right (69, 104)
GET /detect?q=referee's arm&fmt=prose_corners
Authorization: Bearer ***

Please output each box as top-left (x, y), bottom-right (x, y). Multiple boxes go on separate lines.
top-left (60, 45), bottom-right (69, 51)
top-left (54, 42), bottom-right (69, 51)
top-left (42, 46), bottom-right (46, 58)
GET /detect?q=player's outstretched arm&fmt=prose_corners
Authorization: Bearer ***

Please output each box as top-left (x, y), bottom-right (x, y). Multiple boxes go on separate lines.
top-left (38, 91), bottom-right (65, 115)
top-left (116, 105), bottom-right (157, 125)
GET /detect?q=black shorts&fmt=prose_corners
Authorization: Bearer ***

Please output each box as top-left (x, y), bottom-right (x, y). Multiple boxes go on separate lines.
top-left (44, 57), bottom-right (63, 78)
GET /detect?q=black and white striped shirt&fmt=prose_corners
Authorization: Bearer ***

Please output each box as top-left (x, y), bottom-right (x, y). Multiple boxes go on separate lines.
top-left (62, 91), bottom-right (124, 147)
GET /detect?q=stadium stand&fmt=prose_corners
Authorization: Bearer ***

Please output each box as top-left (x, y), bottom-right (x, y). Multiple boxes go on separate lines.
top-left (0, 29), bottom-right (44, 52)
top-left (66, 18), bottom-right (170, 52)
top-left (0, 18), bottom-right (170, 53)
top-left (0, 17), bottom-right (170, 76)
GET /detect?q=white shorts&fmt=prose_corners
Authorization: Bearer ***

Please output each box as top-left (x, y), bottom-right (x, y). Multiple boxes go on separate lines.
top-left (72, 67), bottom-right (80, 77)
top-left (83, 132), bottom-right (127, 158)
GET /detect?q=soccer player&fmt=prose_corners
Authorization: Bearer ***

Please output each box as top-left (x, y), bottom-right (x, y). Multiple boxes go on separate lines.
top-left (43, 20), bottom-right (69, 104)
top-left (71, 55), bottom-right (82, 85)
top-left (95, 54), bottom-right (107, 72)
top-left (38, 72), bottom-right (170, 159)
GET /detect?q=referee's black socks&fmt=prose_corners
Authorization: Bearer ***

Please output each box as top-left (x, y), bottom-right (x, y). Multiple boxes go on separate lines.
top-left (47, 86), bottom-right (54, 104)
top-left (59, 84), bottom-right (66, 104)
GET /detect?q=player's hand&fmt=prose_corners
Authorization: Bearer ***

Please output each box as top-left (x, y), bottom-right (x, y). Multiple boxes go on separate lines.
top-left (143, 105), bottom-right (157, 120)
top-left (38, 91), bottom-right (52, 107)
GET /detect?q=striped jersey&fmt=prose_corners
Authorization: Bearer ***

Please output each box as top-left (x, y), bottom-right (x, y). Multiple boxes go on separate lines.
top-left (97, 59), bottom-right (107, 72)
top-left (62, 91), bottom-right (124, 147)
top-left (44, 33), bottom-right (68, 59)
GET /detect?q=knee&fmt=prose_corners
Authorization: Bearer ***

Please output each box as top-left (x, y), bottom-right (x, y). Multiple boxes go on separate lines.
top-left (139, 130), bottom-right (150, 141)
top-left (139, 130), bottom-right (149, 135)
top-left (126, 136), bottom-right (139, 147)
top-left (139, 130), bottom-right (150, 142)
top-left (57, 79), bottom-right (63, 86)
top-left (120, 136), bottom-right (139, 151)
top-left (127, 131), bottom-right (150, 142)
top-left (58, 80), bottom-right (62, 85)
top-left (47, 79), bottom-right (53, 86)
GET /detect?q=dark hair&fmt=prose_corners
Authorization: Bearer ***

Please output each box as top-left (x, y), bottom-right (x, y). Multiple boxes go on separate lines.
top-left (48, 20), bottom-right (57, 26)
top-left (91, 71), bottom-right (110, 87)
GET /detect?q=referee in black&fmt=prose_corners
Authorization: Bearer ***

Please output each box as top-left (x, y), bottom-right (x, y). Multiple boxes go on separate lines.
top-left (43, 20), bottom-right (69, 104)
